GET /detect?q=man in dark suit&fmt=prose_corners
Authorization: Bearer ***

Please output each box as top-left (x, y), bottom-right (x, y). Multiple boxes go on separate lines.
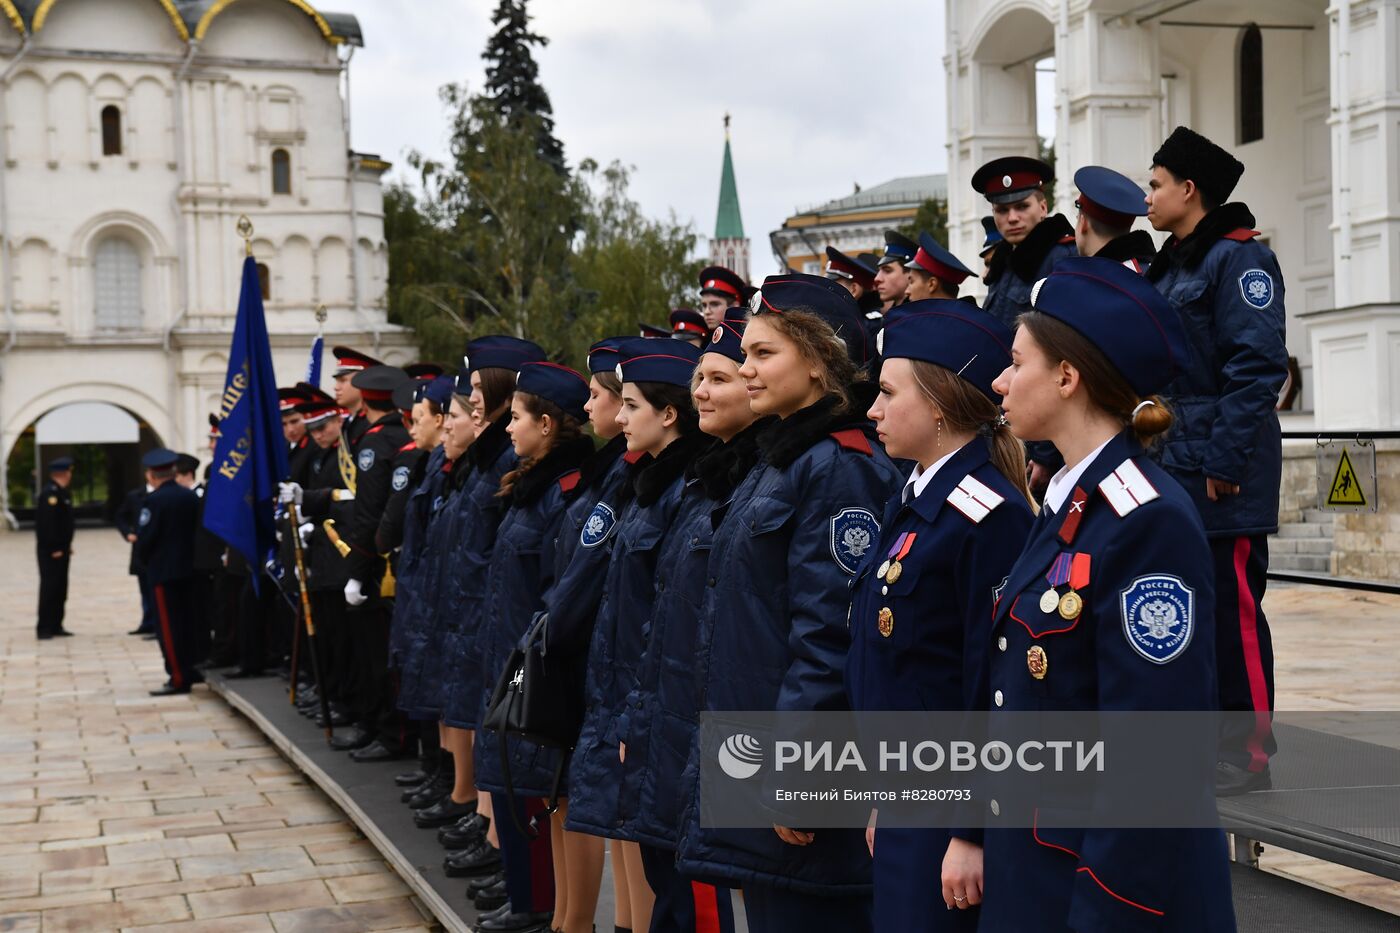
top-left (114, 478), bottom-right (155, 637)
top-left (35, 457), bottom-right (76, 639)
top-left (135, 449), bottom-right (203, 696)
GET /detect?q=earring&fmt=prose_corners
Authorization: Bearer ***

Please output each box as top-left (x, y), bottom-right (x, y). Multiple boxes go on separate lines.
top-left (936, 417), bottom-right (944, 450)
top-left (542, 427), bottom-right (550, 436)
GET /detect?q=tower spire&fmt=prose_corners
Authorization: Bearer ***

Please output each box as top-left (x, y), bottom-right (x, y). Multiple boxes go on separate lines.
top-left (710, 114), bottom-right (751, 281)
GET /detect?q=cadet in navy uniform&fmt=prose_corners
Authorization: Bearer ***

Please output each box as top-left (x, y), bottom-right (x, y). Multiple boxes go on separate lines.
top-left (136, 449), bottom-right (203, 696)
top-left (978, 216), bottom-right (1003, 274)
top-left (473, 362), bottom-right (596, 933)
top-left (697, 265), bottom-right (750, 330)
top-left (1073, 166), bottom-right (1157, 272)
top-left (825, 246), bottom-right (882, 319)
top-left (675, 274), bottom-right (902, 933)
top-left (974, 156), bottom-right (1077, 330)
top-left (35, 457), bottom-right (77, 639)
top-left (669, 308), bottom-right (710, 348)
top-left (1146, 127), bottom-right (1288, 796)
top-left (874, 229), bottom-right (917, 316)
top-left (903, 232), bottom-right (976, 303)
top-left (983, 257), bottom-right (1234, 933)
top-left (330, 345), bottom-right (383, 450)
top-left (847, 302), bottom-right (1034, 931)
top-left (568, 340), bottom-right (707, 933)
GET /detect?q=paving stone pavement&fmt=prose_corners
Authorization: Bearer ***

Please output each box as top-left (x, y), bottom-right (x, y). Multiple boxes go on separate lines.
top-left (0, 528), bottom-right (437, 933)
top-left (3, 528), bottom-right (1400, 927)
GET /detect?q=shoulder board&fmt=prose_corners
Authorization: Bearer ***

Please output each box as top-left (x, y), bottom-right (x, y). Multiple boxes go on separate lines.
top-left (1098, 458), bottom-right (1161, 517)
top-left (829, 428), bottom-right (873, 456)
top-left (1124, 258), bottom-right (1144, 274)
top-left (946, 473), bottom-right (1006, 524)
top-left (1058, 233), bottom-right (1075, 245)
top-left (623, 449), bottom-right (647, 464)
top-left (366, 424), bottom-right (385, 435)
top-left (398, 441), bottom-right (415, 453)
top-left (1222, 228), bottom-right (1260, 242)
top-left (557, 470), bottom-right (582, 494)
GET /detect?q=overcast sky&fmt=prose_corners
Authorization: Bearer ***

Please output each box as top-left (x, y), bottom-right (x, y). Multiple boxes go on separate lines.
top-left (330, 0), bottom-right (956, 278)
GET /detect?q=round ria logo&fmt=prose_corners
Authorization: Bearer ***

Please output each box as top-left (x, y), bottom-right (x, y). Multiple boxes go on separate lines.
top-left (718, 733), bottom-right (764, 780)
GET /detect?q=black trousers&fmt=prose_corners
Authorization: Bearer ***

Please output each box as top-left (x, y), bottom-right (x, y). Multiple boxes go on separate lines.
top-left (309, 590), bottom-right (347, 700)
top-left (37, 551), bottom-right (70, 635)
top-left (209, 571), bottom-right (244, 665)
top-left (641, 843), bottom-right (737, 933)
top-left (349, 601), bottom-right (403, 745)
top-left (152, 577), bottom-right (198, 689)
top-left (237, 578), bottom-right (275, 673)
top-left (1212, 534), bottom-right (1276, 771)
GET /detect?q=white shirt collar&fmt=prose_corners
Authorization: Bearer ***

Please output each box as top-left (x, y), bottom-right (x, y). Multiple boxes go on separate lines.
top-left (904, 445), bottom-right (961, 501)
top-left (1043, 437), bottom-right (1114, 514)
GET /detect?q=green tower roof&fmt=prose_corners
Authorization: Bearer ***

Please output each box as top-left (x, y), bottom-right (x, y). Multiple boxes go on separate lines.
top-left (714, 120), bottom-right (745, 240)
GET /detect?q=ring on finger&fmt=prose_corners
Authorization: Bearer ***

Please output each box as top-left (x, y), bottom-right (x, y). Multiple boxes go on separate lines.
top-left (954, 895), bottom-right (967, 904)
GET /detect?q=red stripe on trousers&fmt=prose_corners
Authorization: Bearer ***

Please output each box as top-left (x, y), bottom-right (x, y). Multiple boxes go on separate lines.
top-left (153, 584), bottom-right (183, 690)
top-left (1232, 537), bottom-right (1270, 772)
top-left (692, 880), bottom-right (722, 933)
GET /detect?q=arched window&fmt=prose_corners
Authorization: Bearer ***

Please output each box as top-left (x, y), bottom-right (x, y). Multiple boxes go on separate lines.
top-left (101, 105), bottom-right (122, 156)
top-left (1237, 24), bottom-right (1263, 145)
top-left (256, 262), bottom-right (271, 300)
top-left (271, 148), bottom-right (291, 194)
top-left (93, 237), bottom-right (141, 330)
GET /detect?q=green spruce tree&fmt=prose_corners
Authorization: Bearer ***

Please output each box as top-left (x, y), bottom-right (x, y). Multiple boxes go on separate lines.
top-left (483, 0), bottom-right (566, 175)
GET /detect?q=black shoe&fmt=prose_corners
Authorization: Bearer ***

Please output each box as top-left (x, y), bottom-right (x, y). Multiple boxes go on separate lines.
top-left (316, 709), bottom-right (357, 728)
top-left (439, 811), bottom-right (490, 848)
top-left (350, 740), bottom-right (404, 763)
top-left (444, 840), bottom-right (500, 877)
top-left (414, 796), bottom-right (477, 829)
top-left (329, 728), bottom-right (374, 752)
top-left (466, 869), bottom-right (505, 899)
top-left (472, 875), bottom-right (508, 912)
top-left (37, 632), bottom-right (55, 640)
top-left (226, 669), bottom-right (268, 679)
top-left (142, 633), bottom-right (158, 641)
top-left (1215, 760), bottom-right (1272, 796)
top-left (55, 629), bottom-right (75, 637)
top-left (395, 768), bottom-right (428, 787)
top-left (401, 776), bottom-right (437, 803)
top-left (149, 684), bottom-right (192, 696)
top-left (478, 909), bottom-right (554, 933)
top-left (407, 774), bottom-right (453, 809)
top-left (129, 627), bottom-right (154, 636)
top-left (476, 903), bottom-right (513, 925)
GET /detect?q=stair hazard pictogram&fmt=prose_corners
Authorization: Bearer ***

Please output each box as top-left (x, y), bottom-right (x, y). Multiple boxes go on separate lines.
top-left (1327, 449), bottom-right (1367, 507)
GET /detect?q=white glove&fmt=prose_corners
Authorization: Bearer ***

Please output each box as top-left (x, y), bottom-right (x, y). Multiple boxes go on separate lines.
top-left (344, 578), bottom-right (367, 606)
top-left (297, 522), bottom-right (314, 547)
top-left (278, 482), bottom-right (303, 505)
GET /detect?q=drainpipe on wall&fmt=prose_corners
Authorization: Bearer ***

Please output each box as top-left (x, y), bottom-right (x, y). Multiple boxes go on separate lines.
top-left (162, 38), bottom-right (198, 353)
top-left (339, 45), bottom-right (376, 352)
top-left (0, 34), bottom-right (35, 529)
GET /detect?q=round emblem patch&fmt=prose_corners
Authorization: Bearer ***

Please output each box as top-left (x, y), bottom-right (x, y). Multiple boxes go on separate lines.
top-left (357, 448), bottom-right (376, 471)
top-left (1238, 269), bottom-right (1274, 310)
top-left (1120, 573), bottom-right (1195, 664)
top-left (711, 329), bottom-right (723, 344)
top-left (391, 465), bottom-right (410, 491)
top-left (580, 502), bottom-right (618, 548)
top-left (829, 508), bottom-right (879, 575)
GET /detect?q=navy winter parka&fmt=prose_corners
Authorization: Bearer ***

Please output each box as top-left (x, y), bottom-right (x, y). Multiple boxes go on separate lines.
top-left (387, 444), bottom-right (445, 667)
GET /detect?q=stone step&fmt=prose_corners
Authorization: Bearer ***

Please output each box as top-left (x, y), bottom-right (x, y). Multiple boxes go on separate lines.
top-left (1270, 553), bottom-right (1331, 574)
top-left (1276, 522), bottom-right (1329, 539)
top-left (1270, 537), bottom-right (1334, 555)
top-left (1302, 509), bottom-right (1336, 525)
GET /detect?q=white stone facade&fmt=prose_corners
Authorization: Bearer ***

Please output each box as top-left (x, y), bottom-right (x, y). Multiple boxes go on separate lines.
top-left (0, 0), bottom-right (414, 517)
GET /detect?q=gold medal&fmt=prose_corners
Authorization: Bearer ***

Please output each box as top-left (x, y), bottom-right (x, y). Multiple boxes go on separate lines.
top-left (886, 561), bottom-right (903, 584)
top-left (1027, 645), bottom-right (1048, 680)
top-left (877, 560), bottom-right (891, 579)
top-left (1039, 588), bottom-right (1060, 614)
top-left (1058, 590), bottom-right (1083, 620)
top-left (877, 607), bottom-right (894, 638)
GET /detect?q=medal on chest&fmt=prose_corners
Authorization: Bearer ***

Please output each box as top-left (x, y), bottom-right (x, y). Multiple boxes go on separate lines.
top-left (1041, 551), bottom-right (1091, 621)
top-left (877, 531), bottom-right (917, 585)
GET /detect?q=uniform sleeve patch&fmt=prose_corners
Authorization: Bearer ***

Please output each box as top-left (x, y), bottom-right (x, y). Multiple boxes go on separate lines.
top-left (1239, 269), bottom-right (1274, 309)
top-left (391, 466), bottom-right (410, 491)
top-left (829, 507), bottom-right (879, 575)
top-left (1121, 573), bottom-right (1195, 664)
top-left (580, 502), bottom-right (618, 548)
top-left (138, 507), bottom-right (151, 527)
top-left (357, 448), bottom-right (376, 471)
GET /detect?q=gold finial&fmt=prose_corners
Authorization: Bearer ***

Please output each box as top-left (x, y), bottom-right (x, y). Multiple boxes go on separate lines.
top-left (236, 214), bottom-right (254, 257)
top-left (314, 303), bottom-right (328, 324)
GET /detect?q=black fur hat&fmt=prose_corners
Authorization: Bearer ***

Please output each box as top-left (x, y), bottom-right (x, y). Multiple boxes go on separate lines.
top-left (1152, 126), bottom-right (1244, 207)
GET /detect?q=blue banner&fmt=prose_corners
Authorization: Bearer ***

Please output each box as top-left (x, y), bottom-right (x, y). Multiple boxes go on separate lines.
top-left (204, 255), bottom-right (289, 584)
top-left (306, 333), bottom-right (323, 388)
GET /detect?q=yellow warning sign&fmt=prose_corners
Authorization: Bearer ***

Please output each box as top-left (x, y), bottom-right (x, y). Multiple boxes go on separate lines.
top-left (1327, 448), bottom-right (1367, 507)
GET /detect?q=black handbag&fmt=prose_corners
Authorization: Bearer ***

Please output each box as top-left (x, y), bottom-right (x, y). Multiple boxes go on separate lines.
top-left (482, 611), bottom-right (587, 837)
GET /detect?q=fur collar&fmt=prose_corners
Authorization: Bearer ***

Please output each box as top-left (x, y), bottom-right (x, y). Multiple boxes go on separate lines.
top-left (757, 385), bottom-right (878, 470)
top-left (1147, 202), bottom-right (1256, 281)
top-left (1094, 229), bottom-right (1157, 265)
top-left (985, 213), bottom-right (1075, 285)
top-left (509, 435), bottom-right (595, 506)
top-left (690, 416), bottom-right (776, 499)
top-left (634, 432), bottom-right (710, 507)
top-left (576, 433), bottom-right (628, 494)
top-left (467, 413), bottom-right (511, 472)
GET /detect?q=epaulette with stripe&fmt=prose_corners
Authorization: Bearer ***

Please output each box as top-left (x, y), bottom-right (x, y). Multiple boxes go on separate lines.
top-left (1222, 228), bottom-right (1260, 242)
top-left (830, 428), bottom-right (873, 456)
top-left (1058, 233), bottom-right (1075, 244)
top-left (947, 473), bottom-right (1005, 524)
top-left (398, 441), bottom-right (415, 453)
top-left (1098, 458), bottom-right (1160, 517)
top-left (558, 469), bottom-right (582, 493)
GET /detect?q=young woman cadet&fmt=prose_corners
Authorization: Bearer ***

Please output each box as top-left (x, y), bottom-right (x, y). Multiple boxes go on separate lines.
top-left (675, 274), bottom-right (903, 933)
top-left (847, 301), bottom-right (1034, 931)
top-left (567, 339), bottom-right (708, 933)
top-left (982, 256), bottom-right (1234, 932)
top-left (614, 311), bottom-right (764, 933)
top-left (473, 361), bottom-right (596, 933)
top-left (534, 336), bottom-right (646, 933)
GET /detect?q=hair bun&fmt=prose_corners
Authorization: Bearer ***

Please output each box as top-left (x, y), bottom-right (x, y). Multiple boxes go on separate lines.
top-left (1131, 395), bottom-right (1173, 440)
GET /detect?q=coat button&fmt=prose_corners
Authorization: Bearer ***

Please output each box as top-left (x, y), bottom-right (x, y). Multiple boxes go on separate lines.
top-left (707, 577), bottom-right (716, 587)
top-left (692, 537), bottom-right (699, 545)
top-left (997, 636), bottom-right (1007, 652)
top-left (881, 585), bottom-right (888, 596)
top-left (990, 799), bottom-right (1000, 817)
top-left (994, 690), bottom-right (1003, 707)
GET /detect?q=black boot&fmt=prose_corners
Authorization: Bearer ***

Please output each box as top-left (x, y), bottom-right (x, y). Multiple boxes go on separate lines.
top-left (438, 811), bottom-right (489, 849)
top-left (406, 771), bottom-right (453, 809)
top-left (472, 874), bottom-right (508, 911)
top-left (328, 727), bottom-right (373, 751)
top-left (413, 795), bottom-right (477, 829)
top-left (443, 838), bottom-right (500, 877)
top-left (477, 908), bottom-right (554, 932)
